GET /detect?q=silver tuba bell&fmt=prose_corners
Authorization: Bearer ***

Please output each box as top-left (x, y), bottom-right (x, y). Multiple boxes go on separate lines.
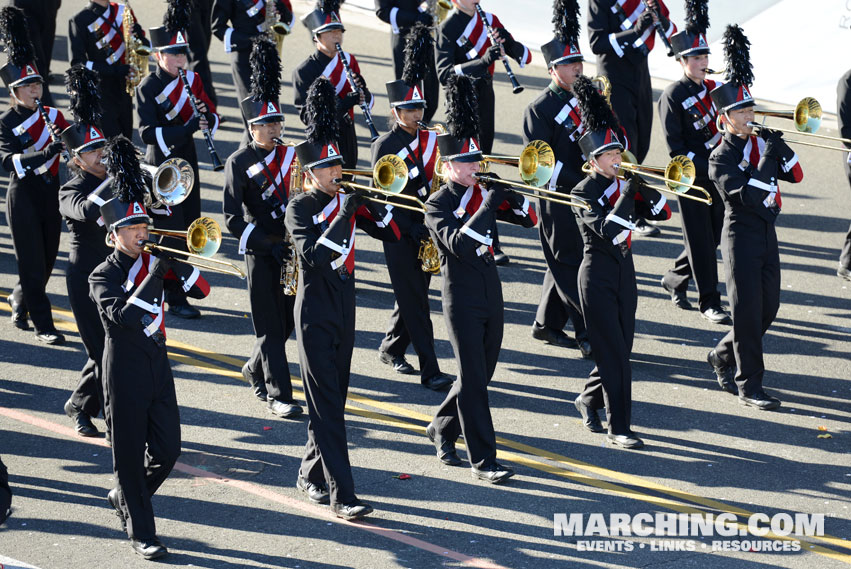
top-left (141, 158), bottom-right (195, 208)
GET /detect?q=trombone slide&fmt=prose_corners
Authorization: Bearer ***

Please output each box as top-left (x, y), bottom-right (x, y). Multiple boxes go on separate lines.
top-left (473, 173), bottom-right (591, 211)
top-left (141, 241), bottom-right (246, 279)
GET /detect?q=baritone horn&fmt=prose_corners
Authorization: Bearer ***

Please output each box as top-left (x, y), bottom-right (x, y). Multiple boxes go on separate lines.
top-left (141, 158), bottom-right (195, 208)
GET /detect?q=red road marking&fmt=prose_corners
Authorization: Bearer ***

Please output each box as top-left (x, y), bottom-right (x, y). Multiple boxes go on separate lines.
top-left (0, 406), bottom-right (509, 569)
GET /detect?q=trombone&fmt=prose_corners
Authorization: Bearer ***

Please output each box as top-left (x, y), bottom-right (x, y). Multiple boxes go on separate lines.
top-left (479, 140), bottom-right (591, 210)
top-left (337, 155), bottom-right (427, 213)
top-left (747, 97), bottom-right (851, 152)
top-left (582, 152), bottom-right (713, 205)
top-left (146, 217), bottom-right (246, 279)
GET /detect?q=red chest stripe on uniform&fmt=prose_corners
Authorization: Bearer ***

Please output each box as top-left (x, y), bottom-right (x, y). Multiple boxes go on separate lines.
top-left (457, 12), bottom-right (528, 75)
top-left (87, 2), bottom-right (127, 65)
top-left (455, 185), bottom-right (494, 256)
top-left (613, 0), bottom-right (675, 53)
top-left (12, 107), bottom-right (69, 177)
top-left (320, 52), bottom-right (374, 120)
top-left (154, 70), bottom-right (218, 126)
top-left (397, 130), bottom-right (438, 196)
top-left (314, 194), bottom-right (357, 273)
top-left (246, 145), bottom-right (295, 203)
top-left (600, 178), bottom-right (631, 248)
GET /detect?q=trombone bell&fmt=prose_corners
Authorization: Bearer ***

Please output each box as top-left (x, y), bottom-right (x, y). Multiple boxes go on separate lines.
top-left (664, 155), bottom-right (697, 194)
top-left (754, 97), bottom-right (822, 134)
top-left (148, 216), bottom-right (222, 257)
top-left (482, 140), bottom-right (555, 188)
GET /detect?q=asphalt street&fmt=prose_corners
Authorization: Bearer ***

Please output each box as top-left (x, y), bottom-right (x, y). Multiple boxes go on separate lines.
top-left (0, 1), bottom-right (849, 568)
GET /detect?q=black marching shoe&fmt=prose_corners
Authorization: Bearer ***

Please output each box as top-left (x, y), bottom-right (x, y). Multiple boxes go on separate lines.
top-left (64, 399), bottom-right (99, 437)
top-left (660, 277), bottom-right (692, 310)
top-left (739, 390), bottom-right (781, 411)
top-left (242, 363), bottom-right (268, 401)
top-left (471, 462), bottom-right (515, 484)
top-left (267, 398), bottom-right (303, 418)
top-left (425, 423), bottom-right (462, 466)
top-left (707, 350), bottom-right (737, 395)
top-left (577, 339), bottom-right (593, 360)
top-left (493, 248), bottom-right (510, 265)
top-left (333, 499), bottom-right (373, 520)
top-left (701, 306), bottom-right (732, 325)
top-left (574, 397), bottom-right (605, 433)
top-left (422, 373), bottom-right (453, 391)
top-left (607, 432), bottom-right (645, 449)
top-left (7, 297), bottom-right (29, 330)
top-left (531, 322), bottom-right (578, 348)
top-left (296, 475), bottom-right (330, 505)
top-left (378, 350), bottom-right (416, 375)
top-left (167, 302), bottom-right (200, 319)
top-left (130, 537), bottom-right (168, 560)
top-left (632, 218), bottom-right (661, 237)
top-left (36, 330), bottom-right (65, 345)
top-left (107, 488), bottom-right (126, 532)
top-left (837, 265), bottom-right (851, 282)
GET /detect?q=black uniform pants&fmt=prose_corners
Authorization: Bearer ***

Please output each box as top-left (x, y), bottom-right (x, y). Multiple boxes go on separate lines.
top-left (578, 255), bottom-right (637, 435)
top-left (390, 32), bottom-right (439, 124)
top-left (230, 49), bottom-right (252, 146)
top-left (839, 160), bottom-right (851, 271)
top-left (105, 340), bottom-right (180, 541)
top-left (714, 219), bottom-right (780, 396)
top-left (662, 179), bottom-right (724, 312)
top-left (0, 456), bottom-right (10, 525)
top-left (66, 264), bottom-right (106, 417)
top-left (609, 73), bottom-right (652, 163)
top-left (297, 286), bottom-right (357, 506)
top-left (379, 236), bottom-right (441, 381)
top-left (534, 228), bottom-right (587, 342)
top-left (189, 0), bottom-right (217, 108)
top-left (245, 253), bottom-right (296, 402)
top-left (6, 184), bottom-right (61, 333)
top-left (432, 293), bottom-right (502, 469)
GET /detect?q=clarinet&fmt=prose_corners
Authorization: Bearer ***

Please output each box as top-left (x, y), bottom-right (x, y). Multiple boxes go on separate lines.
top-left (474, 3), bottom-right (523, 94)
top-left (334, 43), bottom-right (380, 142)
top-left (176, 68), bottom-right (224, 171)
top-left (640, 0), bottom-right (674, 57)
top-left (34, 98), bottom-right (70, 163)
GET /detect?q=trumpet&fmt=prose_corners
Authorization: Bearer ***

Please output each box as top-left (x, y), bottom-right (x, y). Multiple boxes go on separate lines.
top-left (337, 155), bottom-right (427, 213)
top-left (479, 140), bottom-right (591, 210)
top-left (582, 152), bottom-right (713, 205)
top-left (140, 157), bottom-right (194, 208)
top-left (146, 217), bottom-right (246, 278)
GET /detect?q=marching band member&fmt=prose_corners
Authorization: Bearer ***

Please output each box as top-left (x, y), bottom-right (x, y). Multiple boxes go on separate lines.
top-left (284, 77), bottom-right (400, 519)
top-left (189, 0), bottom-right (218, 108)
top-left (524, 0), bottom-right (592, 358)
top-left (212, 0), bottom-right (294, 142)
top-left (657, 0), bottom-right (730, 324)
top-left (223, 38), bottom-right (303, 419)
top-left (68, 0), bottom-right (150, 138)
top-left (424, 75), bottom-right (537, 482)
top-left (374, 0), bottom-right (440, 124)
top-left (0, 456), bottom-right (9, 525)
top-left (59, 66), bottom-right (114, 438)
top-left (8, 0), bottom-right (55, 105)
top-left (571, 76), bottom-right (671, 449)
top-left (707, 26), bottom-right (802, 409)
top-left (837, 67), bottom-right (851, 282)
top-left (588, 0), bottom-right (676, 238)
top-left (293, 0), bottom-right (375, 172)
top-left (0, 7), bottom-right (68, 344)
top-left (372, 22), bottom-right (453, 391)
top-left (136, 0), bottom-right (220, 319)
top-left (90, 137), bottom-right (210, 559)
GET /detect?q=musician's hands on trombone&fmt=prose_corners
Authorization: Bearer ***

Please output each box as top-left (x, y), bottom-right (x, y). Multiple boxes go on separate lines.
top-left (147, 246), bottom-right (173, 278)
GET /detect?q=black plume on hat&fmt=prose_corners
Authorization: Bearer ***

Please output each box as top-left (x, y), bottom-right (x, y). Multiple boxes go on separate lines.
top-left (684, 0), bottom-right (709, 35)
top-left (65, 65), bottom-right (103, 127)
top-left (319, 0), bottom-right (343, 13)
top-left (305, 76), bottom-right (340, 145)
top-left (552, 0), bottom-right (581, 46)
top-left (105, 136), bottom-right (151, 202)
top-left (444, 75), bottom-right (479, 140)
top-left (163, 0), bottom-right (192, 33)
top-left (722, 24), bottom-right (753, 87)
top-left (249, 37), bottom-right (281, 102)
top-left (573, 75), bottom-right (619, 132)
top-left (0, 6), bottom-right (34, 67)
top-left (402, 22), bottom-right (432, 85)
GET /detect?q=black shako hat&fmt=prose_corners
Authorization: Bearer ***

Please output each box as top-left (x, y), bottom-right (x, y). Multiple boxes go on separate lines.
top-left (540, 0), bottom-right (583, 68)
top-left (301, 0), bottom-right (345, 36)
top-left (149, 0), bottom-right (191, 54)
top-left (710, 24), bottom-right (755, 114)
top-left (61, 65), bottom-right (107, 154)
top-left (295, 76), bottom-right (344, 169)
top-left (0, 7), bottom-right (42, 89)
top-left (670, 0), bottom-right (710, 58)
top-left (385, 22), bottom-right (431, 110)
top-left (240, 37), bottom-right (285, 125)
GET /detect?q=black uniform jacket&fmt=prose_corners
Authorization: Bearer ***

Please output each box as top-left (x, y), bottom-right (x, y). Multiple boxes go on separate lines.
top-left (136, 66), bottom-right (220, 166)
top-left (375, 0), bottom-right (428, 35)
top-left (657, 76), bottom-right (722, 179)
top-left (0, 105), bottom-right (69, 189)
top-left (211, 0), bottom-right (294, 53)
top-left (522, 82), bottom-right (587, 262)
top-left (58, 172), bottom-right (114, 266)
top-left (223, 141), bottom-right (296, 255)
top-left (435, 8), bottom-right (530, 84)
